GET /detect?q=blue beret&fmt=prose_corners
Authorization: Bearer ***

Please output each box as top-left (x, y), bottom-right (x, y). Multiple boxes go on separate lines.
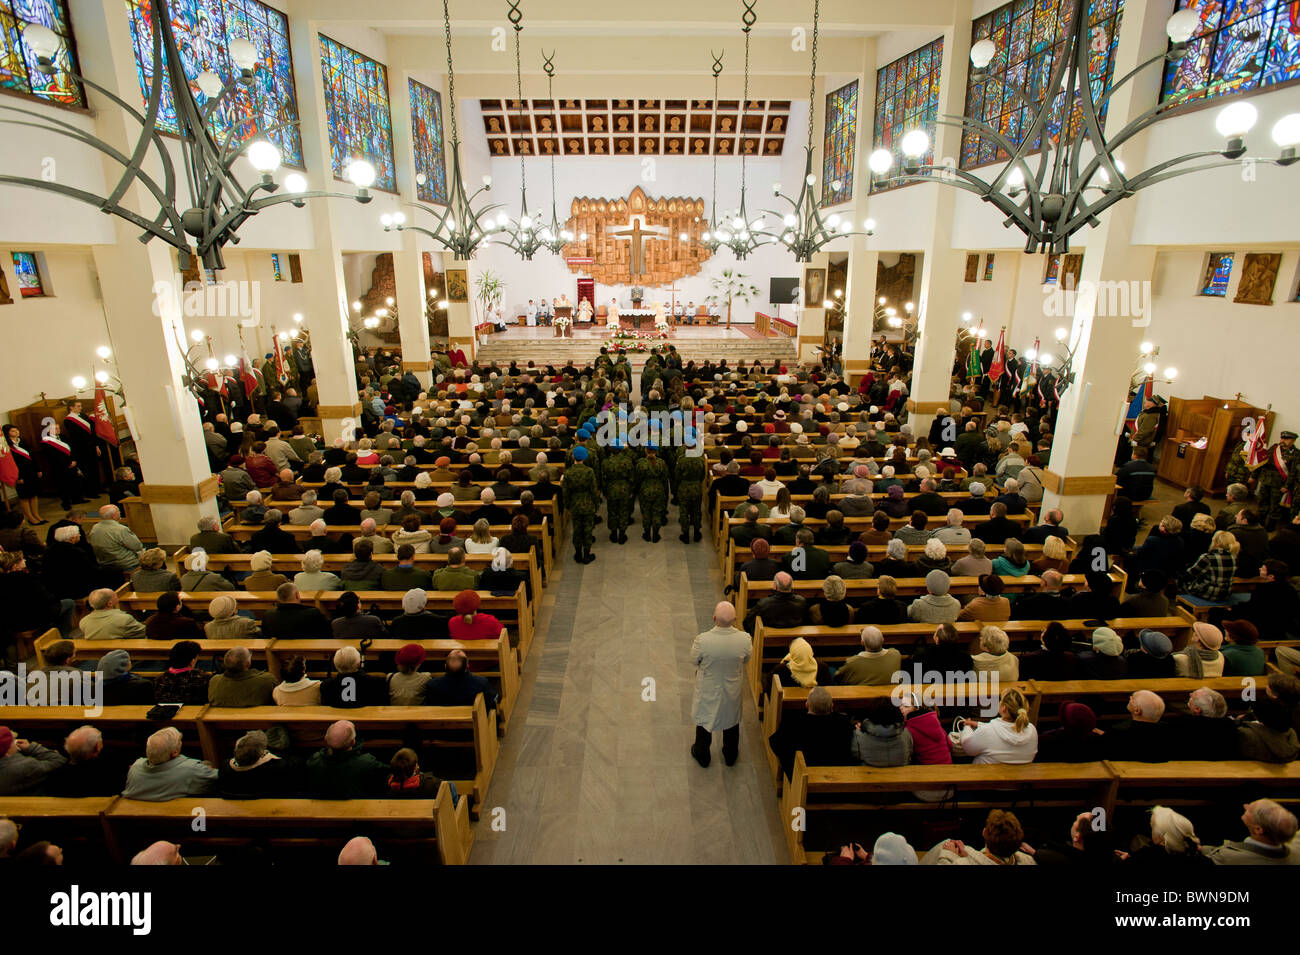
top-left (572, 446), bottom-right (589, 461)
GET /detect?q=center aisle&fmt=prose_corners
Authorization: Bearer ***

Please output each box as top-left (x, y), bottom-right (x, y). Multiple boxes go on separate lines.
top-left (470, 399), bottom-right (787, 862)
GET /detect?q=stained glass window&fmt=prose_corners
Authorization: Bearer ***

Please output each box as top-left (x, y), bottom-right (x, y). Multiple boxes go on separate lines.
top-left (0, 0), bottom-right (83, 106)
top-left (1161, 0), bottom-right (1300, 105)
top-left (409, 78), bottom-right (447, 204)
top-left (872, 36), bottom-right (944, 193)
top-left (1044, 253), bottom-right (1062, 284)
top-left (10, 252), bottom-right (45, 297)
top-left (984, 253), bottom-right (996, 280)
top-left (1201, 251), bottom-right (1234, 295)
top-left (125, 0), bottom-right (302, 168)
top-left (822, 79), bottom-right (857, 205)
top-left (270, 252), bottom-right (283, 280)
top-left (961, 0), bottom-right (1125, 168)
top-left (319, 34), bottom-right (395, 193)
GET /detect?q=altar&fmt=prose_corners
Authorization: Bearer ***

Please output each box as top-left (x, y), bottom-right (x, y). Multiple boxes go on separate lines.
top-left (619, 309), bottom-right (657, 329)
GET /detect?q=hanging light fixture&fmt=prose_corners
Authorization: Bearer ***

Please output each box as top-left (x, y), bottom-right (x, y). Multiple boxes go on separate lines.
top-left (700, 52), bottom-right (726, 255)
top-left (716, 1), bottom-right (767, 260)
top-left (760, 0), bottom-right (874, 262)
top-left (871, 1), bottom-right (1300, 254)
top-left (492, 1), bottom-right (546, 260)
top-left (537, 51), bottom-right (574, 255)
top-left (384, 0), bottom-right (505, 258)
top-left (0, 0), bottom-right (371, 271)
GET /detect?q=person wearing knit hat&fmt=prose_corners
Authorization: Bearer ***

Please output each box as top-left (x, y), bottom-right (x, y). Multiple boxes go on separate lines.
top-left (97, 649), bottom-right (155, 705)
top-left (1078, 626), bottom-right (1128, 679)
top-left (1174, 622), bottom-right (1225, 678)
top-left (1037, 702), bottom-right (1103, 762)
top-left (0, 724), bottom-right (66, 795)
top-left (832, 540), bottom-right (874, 580)
top-left (870, 832), bottom-right (919, 865)
top-left (1220, 619), bottom-right (1266, 676)
top-left (388, 644), bottom-right (431, 704)
top-left (1125, 628), bottom-right (1176, 679)
top-left (908, 570), bottom-right (961, 623)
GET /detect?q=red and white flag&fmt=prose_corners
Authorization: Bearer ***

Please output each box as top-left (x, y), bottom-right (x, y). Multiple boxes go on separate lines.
top-left (1244, 411), bottom-right (1268, 470)
top-left (988, 328), bottom-right (1006, 381)
top-left (272, 334), bottom-right (289, 384)
top-left (0, 430), bottom-right (19, 487)
top-left (93, 387), bottom-right (119, 446)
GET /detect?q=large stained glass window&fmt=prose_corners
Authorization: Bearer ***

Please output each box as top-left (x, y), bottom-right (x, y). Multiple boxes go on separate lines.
top-left (822, 79), bottom-right (858, 205)
top-left (125, 0), bottom-right (302, 168)
top-left (961, 0), bottom-right (1125, 168)
top-left (409, 78), bottom-right (447, 204)
top-left (319, 33), bottom-right (395, 192)
top-left (1162, 0), bottom-right (1300, 105)
top-left (872, 36), bottom-right (943, 193)
top-left (0, 0), bottom-right (83, 106)
top-left (10, 251), bottom-right (45, 296)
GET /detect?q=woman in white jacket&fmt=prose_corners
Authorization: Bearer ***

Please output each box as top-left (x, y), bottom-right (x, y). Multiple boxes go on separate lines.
top-left (952, 687), bottom-right (1038, 764)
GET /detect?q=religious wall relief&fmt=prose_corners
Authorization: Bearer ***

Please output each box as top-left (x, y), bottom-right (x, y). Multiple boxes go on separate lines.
top-left (562, 185), bottom-right (711, 287)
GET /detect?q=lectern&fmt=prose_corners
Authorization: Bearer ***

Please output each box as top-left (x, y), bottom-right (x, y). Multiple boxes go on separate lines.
top-left (1157, 396), bottom-right (1268, 496)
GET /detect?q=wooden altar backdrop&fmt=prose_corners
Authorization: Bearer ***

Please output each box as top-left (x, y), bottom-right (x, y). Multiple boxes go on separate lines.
top-left (560, 186), bottom-right (712, 287)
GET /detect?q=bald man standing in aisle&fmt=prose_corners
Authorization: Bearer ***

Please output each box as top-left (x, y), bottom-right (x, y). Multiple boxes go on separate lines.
top-left (690, 601), bottom-right (752, 768)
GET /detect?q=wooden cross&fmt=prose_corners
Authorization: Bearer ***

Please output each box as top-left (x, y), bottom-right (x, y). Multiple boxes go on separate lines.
top-left (610, 215), bottom-right (668, 276)
top-left (664, 281), bottom-right (682, 321)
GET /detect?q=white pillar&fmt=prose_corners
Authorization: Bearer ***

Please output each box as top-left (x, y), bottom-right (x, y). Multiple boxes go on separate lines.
top-left (77, 0), bottom-right (219, 544)
top-left (842, 239), bottom-right (879, 387)
top-left (1041, 0), bottom-right (1170, 533)
top-left (446, 257), bottom-right (477, 363)
top-left (906, 0), bottom-right (974, 438)
top-left (797, 251), bottom-right (830, 363)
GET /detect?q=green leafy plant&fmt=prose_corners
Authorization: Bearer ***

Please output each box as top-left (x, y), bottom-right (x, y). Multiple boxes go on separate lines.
top-left (474, 269), bottom-right (505, 324)
top-left (710, 268), bottom-right (761, 328)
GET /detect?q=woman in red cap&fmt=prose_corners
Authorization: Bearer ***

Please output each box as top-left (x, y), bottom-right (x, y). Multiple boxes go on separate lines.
top-left (448, 589), bottom-right (503, 640)
top-left (388, 643), bottom-right (431, 704)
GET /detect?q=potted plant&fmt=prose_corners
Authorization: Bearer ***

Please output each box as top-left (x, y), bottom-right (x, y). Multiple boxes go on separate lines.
top-left (474, 269), bottom-right (505, 326)
top-left (710, 269), bottom-right (761, 329)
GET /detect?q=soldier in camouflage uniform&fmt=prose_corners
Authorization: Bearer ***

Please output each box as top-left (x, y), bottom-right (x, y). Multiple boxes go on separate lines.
top-left (563, 445), bottom-right (600, 563)
top-left (602, 441), bottom-right (636, 544)
top-left (566, 426), bottom-right (603, 526)
top-left (1224, 439), bottom-right (1252, 490)
top-left (1257, 430), bottom-right (1298, 529)
top-left (635, 444), bottom-right (670, 543)
top-left (674, 433), bottom-right (707, 543)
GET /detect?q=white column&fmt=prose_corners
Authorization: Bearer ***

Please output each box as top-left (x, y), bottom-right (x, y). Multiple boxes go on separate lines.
top-left (77, 0), bottom-right (219, 544)
top-left (1041, 0), bottom-right (1170, 532)
top-left (907, 0), bottom-right (974, 438)
top-left (288, 10), bottom-right (361, 442)
top-left (797, 250), bottom-right (830, 364)
top-left (446, 257), bottom-right (477, 362)
top-left (842, 238), bottom-right (879, 386)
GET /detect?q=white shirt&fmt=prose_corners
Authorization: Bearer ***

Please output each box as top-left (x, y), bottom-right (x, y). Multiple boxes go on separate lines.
top-left (958, 718), bottom-right (1038, 765)
top-left (526, 304), bottom-right (537, 326)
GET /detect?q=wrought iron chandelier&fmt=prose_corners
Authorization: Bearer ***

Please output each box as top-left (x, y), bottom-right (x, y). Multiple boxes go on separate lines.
top-left (760, 0), bottom-right (875, 262)
top-left (537, 51), bottom-right (575, 256)
top-left (714, 2), bottom-right (767, 260)
top-left (870, 1), bottom-right (1300, 254)
top-left (0, 0), bottom-right (371, 271)
top-left (699, 52), bottom-right (726, 255)
top-left (384, 0), bottom-right (504, 259)
top-left (491, 1), bottom-right (548, 260)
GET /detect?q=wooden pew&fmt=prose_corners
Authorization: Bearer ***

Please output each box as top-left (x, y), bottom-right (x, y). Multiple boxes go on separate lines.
top-left (267, 637), bottom-right (520, 735)
top-left (779, 753), bottom-right (1120, 864)
top-left (748, 614), bottom-right (1197, 707)
top-left (33, 634), bottom-right (275, 678)
top-left (101, 788), bottom-right (472, 864)
top-left (194, 700), bottom-right (498, 817)
top-left (115, 584), bottom-right (534, 665)
top-left (0, 797), bottom-right (119, 863)
top-left (735, 568), bottom-right (1129, 630)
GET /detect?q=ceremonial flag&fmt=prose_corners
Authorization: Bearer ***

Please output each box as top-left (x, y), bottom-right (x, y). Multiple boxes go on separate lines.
top-left (93, 387), bottom-right (118, 446)
top-left (238, 357), bottom-right (259, 399)
top-left (988, 329), bottom-right (1006, 381)
top-left (272, 334), bottom-right (289, 384)
top-left (0, 430), bottom-right (18, 487)
top-left (1124, 375), bottom-right (1153, 433)
top-left (966, 343), bottom-right (981, 378)
top-left (1243, 411), bottom-right (1268, 469)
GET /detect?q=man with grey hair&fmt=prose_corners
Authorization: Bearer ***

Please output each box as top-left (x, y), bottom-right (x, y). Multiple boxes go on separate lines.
top-left (240, 489), bottom-right (268, 525)
top-left (935, 508), bottom-right (972, 548)
top-left (87, 503), bottom-right (144, 573)
top-left (1216, 482), bottom-right (1251, 530)
top-left (996, 478), bottom-right (1027, 515)
top-left (1202, 799), bottom-right (1300, 864)
top-left (306, 720), bottom-right (389, 798)
top-left (261, 581), bottom-right (332, 638)
top-left (79, 588), bottom-right (146, 640)
top-left (190, 514), bottom-right (239, 554)
top-left (690, 601), bottom-right (751, 768)
top-left (321, 645), bottom-right (387, 707)
top-left (1172, 686), bottom-right (1238, 760)
top-left (743, 570), bottom-right (807, 632)
top-left (207, 646), bottom-right (277, 707)
top-left (0, 818), bottom-right (18, 858)
top-left (834, 626), bottom-right (903, 686)
top-left (289, 490), bottom-right (324, 525)
top-left (0, 724), bottom-right (65, 795)
top-left (217, 730), bottom-right (302, 798)
top-left (47, 725), bottom-right (119, 797)
top-left (1105, 690), bottom-right (1171, 762)
top-left (355, 517), bottom-right (395, 554)
top-left (293, 549), bottom-right (342, 591)
top-left (122, 726), bottom-right (217, 801)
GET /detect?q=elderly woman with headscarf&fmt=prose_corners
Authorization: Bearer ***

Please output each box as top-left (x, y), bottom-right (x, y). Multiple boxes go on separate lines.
top-left (478, 547), bottom-right (529, 598)
top-left (876, 483), bottom-right (907, 519)
top-left (180, 549), bottom-right (235, 592)
top-left (389, 588), bottom-right (448, 639)
top-left (412, 470), bottom-right (437, 500)
top-left (448, 590), bottom-right (503, 640)
top-left (774, 636), bottom-right (832, 688)
top-left (204, 593), bottom-right (261, 638)
top-left (1173, 622), bottom-right (1225, 678)
top-left (242, 550), bottom-right (288, 592)
top-left (809, 575), bottom-right (854, 627)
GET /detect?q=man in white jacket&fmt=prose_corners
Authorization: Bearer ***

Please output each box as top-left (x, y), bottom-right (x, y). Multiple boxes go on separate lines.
top-left (690, 601), bottom-right (751, 768)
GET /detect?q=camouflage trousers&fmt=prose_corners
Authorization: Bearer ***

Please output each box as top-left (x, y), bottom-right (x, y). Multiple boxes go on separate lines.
top-left (606, 496), bottom-right (633, 533)
top-left (678, 495), bottom-right (703, 531)
top-left (571, 513), bottom-right (595, 549)
top-left (1257, 481), bottom-right (1292, 528)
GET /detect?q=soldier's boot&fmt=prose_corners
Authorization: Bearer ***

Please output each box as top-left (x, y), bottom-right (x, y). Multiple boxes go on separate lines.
top-left (651, 526), bottom-right (661, 543)
top-left (573, 544), bottom-right (584, 562)
top-left (610, 529), bottom-right (619, 542)
top-left (693, 525), bottom-right (702, 542)
top-left (679, 529), bottom-right (690, 543)
top-left (642, 526), bottom-right (652, 541)
top-left (618, 530), bottom-right (628, 544)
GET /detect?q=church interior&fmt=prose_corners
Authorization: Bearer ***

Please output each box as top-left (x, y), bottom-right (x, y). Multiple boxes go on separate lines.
top-left (1, 0), bottom-right (1299, 883)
